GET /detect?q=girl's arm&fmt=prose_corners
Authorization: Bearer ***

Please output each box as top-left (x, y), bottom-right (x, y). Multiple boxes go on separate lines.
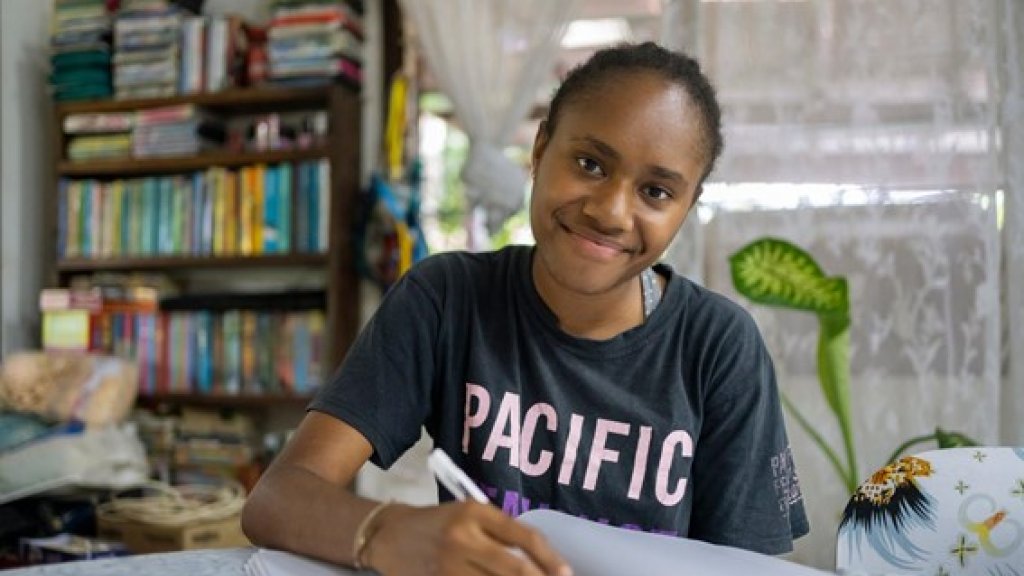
top-left (241, 411), bottom-right (571, 576)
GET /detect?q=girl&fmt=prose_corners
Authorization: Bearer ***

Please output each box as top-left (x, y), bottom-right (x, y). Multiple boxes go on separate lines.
top-left (242, 41), bottom-right (808, 576)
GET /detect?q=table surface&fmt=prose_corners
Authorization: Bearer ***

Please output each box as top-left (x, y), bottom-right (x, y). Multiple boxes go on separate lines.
top-left (2, 548), bottom-right (253, 576)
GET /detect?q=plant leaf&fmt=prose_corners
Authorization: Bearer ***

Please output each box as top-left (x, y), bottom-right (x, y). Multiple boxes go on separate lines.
top-left (935, 428), bottom-right (980, 448)
top-left (730, 237), bottom-right (849, 314)
top-left (818, 314), bottom-right (857, 488)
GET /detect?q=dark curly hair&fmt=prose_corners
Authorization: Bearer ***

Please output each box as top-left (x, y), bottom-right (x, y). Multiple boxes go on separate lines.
top-left (544, 41), bottom-right (724, 188)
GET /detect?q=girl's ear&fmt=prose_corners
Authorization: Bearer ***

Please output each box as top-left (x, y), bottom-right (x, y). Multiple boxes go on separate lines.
top-left (531, 121), bottom-right (551, 176)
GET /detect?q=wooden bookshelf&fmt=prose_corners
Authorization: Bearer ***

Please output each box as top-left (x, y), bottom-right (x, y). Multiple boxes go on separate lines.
top-left (58, 147), bottom-right (330, 177)
top-left (49, 84), bottom-right (361, 380)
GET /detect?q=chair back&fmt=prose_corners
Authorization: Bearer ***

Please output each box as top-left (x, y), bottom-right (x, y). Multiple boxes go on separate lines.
top-left (835, 447), bottom-right (1024, 575)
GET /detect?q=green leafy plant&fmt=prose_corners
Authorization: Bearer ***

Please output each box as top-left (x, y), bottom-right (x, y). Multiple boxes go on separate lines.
top-left (729, 237), bottom-right (979, 493)
top-left (730, 237), bottom-right (859, 493)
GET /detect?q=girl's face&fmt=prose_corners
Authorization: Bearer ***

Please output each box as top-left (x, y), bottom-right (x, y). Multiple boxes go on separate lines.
top-left (530, 70), bottom-right (708, 298)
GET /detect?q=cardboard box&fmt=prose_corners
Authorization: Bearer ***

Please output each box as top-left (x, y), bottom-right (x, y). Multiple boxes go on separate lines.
top-left (97, 513), bottom-right (249, 554)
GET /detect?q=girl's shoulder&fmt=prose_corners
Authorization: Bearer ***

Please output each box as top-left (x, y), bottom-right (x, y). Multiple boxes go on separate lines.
top-left (404, 245), bottom-right (529, 294)
top-left (657, 264), bottom-right (758, 333)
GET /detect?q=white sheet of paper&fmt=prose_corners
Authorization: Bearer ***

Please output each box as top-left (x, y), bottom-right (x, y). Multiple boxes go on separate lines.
top-left (244, 548), bottom-right (366, 576)
top-left (519, 509), bottom-right (835, 576)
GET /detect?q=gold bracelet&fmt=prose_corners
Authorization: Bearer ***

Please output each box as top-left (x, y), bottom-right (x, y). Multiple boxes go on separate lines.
top-left (352, 501), bottom-right (392, 570)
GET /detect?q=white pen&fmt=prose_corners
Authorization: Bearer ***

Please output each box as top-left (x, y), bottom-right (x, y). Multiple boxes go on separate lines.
top-left (428, 448), bottom-right (489, 504)
top-left (428, 449), bottom-right (563, 573)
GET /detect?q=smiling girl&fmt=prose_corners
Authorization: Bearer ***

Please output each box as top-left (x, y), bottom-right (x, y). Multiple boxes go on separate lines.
top-left (241, 41), bottom-right (808, 576)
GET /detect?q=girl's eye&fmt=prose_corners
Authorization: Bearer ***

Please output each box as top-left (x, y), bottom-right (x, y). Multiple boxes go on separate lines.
top-left (576, 157), bottom-right (605, 176)
top-left (642, 185), bottom-right (673, 201)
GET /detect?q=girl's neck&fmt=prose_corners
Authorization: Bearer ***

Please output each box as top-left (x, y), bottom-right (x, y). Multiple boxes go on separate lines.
top-left (531, 257), bottom-right (645, 340)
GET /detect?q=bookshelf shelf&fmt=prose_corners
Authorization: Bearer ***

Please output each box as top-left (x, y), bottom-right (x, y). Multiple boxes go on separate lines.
top-left (55, 85), bottom-right (333, 116)
top-left (57, 253), bottom-right (328, 272)
top-left (58, 147), bottom-right (330, 177)
top-left (136, 392), bottom-right (314, 409)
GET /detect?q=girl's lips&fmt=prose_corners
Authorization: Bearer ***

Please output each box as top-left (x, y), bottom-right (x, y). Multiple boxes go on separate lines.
top-left (562, 224), bottom-right (631, 261)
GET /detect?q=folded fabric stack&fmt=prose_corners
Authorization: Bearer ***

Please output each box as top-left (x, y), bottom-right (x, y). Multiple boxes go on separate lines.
top-left (267, 0), bottom-right (364, 88)
top-left (113, 0), bottom-right (186, 100)
top-left (50, 0), bottom-right (114, 102)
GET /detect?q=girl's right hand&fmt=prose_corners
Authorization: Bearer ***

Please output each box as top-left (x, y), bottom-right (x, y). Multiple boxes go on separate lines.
top-left (365, 501), bottom-right (573, 576)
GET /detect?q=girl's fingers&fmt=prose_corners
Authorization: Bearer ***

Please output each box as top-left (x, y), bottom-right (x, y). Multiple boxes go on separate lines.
top-left (479, 510), bottom-right (572, 576)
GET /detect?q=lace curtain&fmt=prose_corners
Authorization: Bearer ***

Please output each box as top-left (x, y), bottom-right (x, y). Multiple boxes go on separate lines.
top-left (660, 0), bottom-right (1024, 569)
top-left (399, 0), bottom-right (579, 237)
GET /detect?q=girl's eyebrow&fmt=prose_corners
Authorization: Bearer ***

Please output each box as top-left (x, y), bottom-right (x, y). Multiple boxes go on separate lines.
top-left (571, 135), bottom-right (687, 187)
top-left (649, 165), bottom-right (686, 187)
top-left (571, 135), bottom-right (621, 161)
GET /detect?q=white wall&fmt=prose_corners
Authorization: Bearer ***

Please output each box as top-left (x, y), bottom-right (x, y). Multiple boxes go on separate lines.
top-left (1, 0), bottom-right (52, 357)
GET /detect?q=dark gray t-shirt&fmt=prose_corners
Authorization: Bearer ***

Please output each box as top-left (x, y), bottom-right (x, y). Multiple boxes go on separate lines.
top-left (311, 245), bottom-right (809, 554)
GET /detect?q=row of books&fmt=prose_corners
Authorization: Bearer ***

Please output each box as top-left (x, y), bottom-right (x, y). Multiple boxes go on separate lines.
top-left (41, 289), bottom-right (327, 397)
top-left (145, 309), bottom-right (327, 397)
top-left (58, 160), bottom-right (333, 260)
top-left (268, 1), bottom-right (364, 86)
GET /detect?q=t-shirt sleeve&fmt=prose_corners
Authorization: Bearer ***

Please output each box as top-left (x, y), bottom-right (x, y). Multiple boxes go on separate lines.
top-left (308, 266), bottom-right (442, 469)
top-left (687, 306), bottom-right (810, 554)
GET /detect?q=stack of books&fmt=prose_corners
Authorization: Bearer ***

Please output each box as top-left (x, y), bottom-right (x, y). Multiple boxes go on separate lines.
top-left (39, 284), bottom-right (160, 355)
top-left (132, 104), bottom-right (226, 158)
top-left (64, 109), bottom-right (135, 161)
top-left (267, 0), bottom-right (364, 87)
top-left (113, 0), bottom-right (185, 100)
top-left (50, 0), bottom-right (114, 102)
top-left (172, 408), bottom-right (256, 485)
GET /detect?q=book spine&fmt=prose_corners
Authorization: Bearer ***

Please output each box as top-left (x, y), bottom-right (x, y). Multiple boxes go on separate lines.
top-left (279, 162), bottom-right (292, 253)
top-left (251, 164), bottom-right (265, 255)
top-left (57, 179), bottom-right (69, 259)
top-left (263, 163), bottom-right (280, 253)
top-left (225, 169), bottom-right (238, 255)
top-left (317, 159), bottom-right (330, 252)
top-left (239, 166), bottom-right (252, 255)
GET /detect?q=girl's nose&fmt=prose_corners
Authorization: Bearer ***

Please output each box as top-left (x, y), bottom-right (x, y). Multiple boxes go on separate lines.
top-left (581, 179), bottom-right (633, 234)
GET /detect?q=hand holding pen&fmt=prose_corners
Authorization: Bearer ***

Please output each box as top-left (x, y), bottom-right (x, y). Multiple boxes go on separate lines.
top-left (358, 448), bottom-right (572, 576)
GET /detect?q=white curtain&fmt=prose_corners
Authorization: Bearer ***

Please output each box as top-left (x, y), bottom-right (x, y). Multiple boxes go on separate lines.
top-left (662, 0), bottom-right (1024, 569)
top-left (400, 0), bottom-right (579, 238)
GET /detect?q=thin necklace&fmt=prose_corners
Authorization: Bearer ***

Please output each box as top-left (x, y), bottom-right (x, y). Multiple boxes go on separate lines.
top-left (641, 267), bottom-right (662, 320)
